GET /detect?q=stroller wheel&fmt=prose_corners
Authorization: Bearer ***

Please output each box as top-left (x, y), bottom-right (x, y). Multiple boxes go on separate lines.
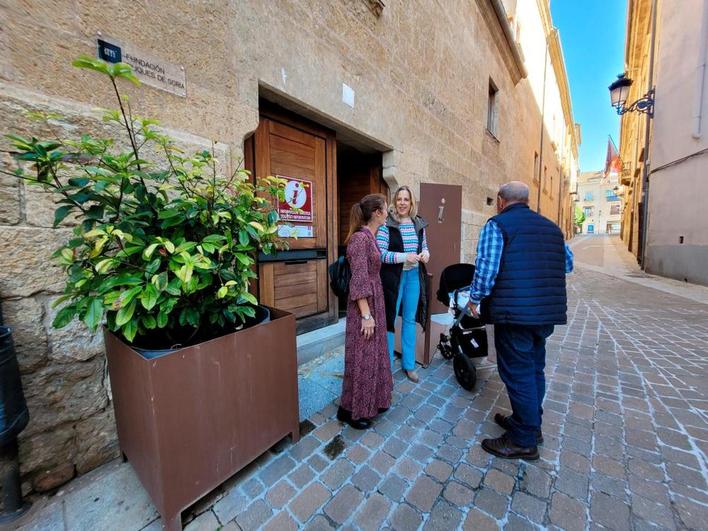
top-left (453, 353), bottom-right (477, 391)
top-left (438, 334), bottom-right (454, 360)
top-left (441, 344), bottom-right (454, 360)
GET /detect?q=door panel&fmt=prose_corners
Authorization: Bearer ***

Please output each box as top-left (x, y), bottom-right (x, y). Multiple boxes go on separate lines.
top-left (269, 136), bottom-right (316, 174)
top-left (258, 263), bottom-right (275, 307)
top-left (270, 121), bottom-right (316, 147)
top-left (418, 183), bottom-right (463, 314)
top-left (267, 121), bottom-right (327, 250)
top-left (251, 112), bottom-right (336, 326)
top-left (337, 152), bottom-right (388, 243)
top-left (316, 260), bottom-right (329, 313)
top-left (273, 261), bottom-right (319, 317)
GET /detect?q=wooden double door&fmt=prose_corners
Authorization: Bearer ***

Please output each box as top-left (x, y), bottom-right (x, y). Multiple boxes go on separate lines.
top-left (246, 111), bottom-right (336, 331)
top-left (247, 105), bottom-right (388, 332)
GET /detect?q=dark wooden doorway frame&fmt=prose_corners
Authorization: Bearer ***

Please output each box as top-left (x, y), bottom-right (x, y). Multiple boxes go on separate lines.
top-left (337, 146), bottom-right (388, 245)
top-left (246, 99), bottom-right (393, 333)
top-left (335, 144), bottom-right (387, 317)
top-left (245, 101), bottom-right (338, 333)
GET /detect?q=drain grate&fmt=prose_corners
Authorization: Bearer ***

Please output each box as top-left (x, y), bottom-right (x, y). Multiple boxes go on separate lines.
top-left (323, 434), bottom-right (346, 460)
top-left (299, 419), bottom-right (317, 437)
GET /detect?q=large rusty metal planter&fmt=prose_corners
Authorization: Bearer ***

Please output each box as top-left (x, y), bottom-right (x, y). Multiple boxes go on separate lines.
top-left (104, 307), bottom-right (299, 531)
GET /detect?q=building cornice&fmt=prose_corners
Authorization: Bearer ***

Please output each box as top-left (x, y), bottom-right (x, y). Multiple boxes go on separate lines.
top-left (548, 29), bottom-right (575, 132)
top-left (536, 0), bottom-right (554, 37)
top-left (477, 0), bottom-right (528, 83)
top-left (619, 0), bottom-right (652, 154)
top-left (625, 0), bottom-right (652, 79)
top-left (539, 0), bottom-right (580, 165)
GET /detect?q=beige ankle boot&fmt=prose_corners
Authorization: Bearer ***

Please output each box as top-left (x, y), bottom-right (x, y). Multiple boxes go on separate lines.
top-left (405, 370), bottom-right (419, 383)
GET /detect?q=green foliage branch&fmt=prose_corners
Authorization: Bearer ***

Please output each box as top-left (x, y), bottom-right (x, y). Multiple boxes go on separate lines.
top-left (2, 56), bottom-right (286, 346)
top-left (574, 206), bottom-right (586, 227)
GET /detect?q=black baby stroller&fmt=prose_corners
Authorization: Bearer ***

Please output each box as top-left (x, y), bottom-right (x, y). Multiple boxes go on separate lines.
top-left (435, 264), bottom-right (489, 391)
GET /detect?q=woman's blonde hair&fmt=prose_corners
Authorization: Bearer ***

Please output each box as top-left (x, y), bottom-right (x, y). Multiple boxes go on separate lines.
top-left (389, 185), bottom-right (417, 221)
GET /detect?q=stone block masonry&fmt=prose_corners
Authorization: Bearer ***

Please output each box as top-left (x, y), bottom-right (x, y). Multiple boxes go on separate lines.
top-left (0, 88), bottom-right (231, 494)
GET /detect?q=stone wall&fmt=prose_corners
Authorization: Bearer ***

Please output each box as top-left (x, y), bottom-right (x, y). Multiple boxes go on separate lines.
top-left (1, 0), bottom-right (571, 492)
top-left (0, 87), bottom-right (230, 493)
top-left (0, 89), bottom-right (117, 492)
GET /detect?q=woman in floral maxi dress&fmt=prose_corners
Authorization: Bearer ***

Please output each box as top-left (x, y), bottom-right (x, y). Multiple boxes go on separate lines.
top-left (338, 194), bottom-right (393, 430)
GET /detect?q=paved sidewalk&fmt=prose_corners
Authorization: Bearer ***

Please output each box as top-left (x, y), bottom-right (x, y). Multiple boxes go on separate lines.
top-left (570, 235), bottom-right (708, 305)
top-left (11, 236), bottom-right (708, 530)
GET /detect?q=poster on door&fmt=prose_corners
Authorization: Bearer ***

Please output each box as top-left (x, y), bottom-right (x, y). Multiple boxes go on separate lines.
top-left (277, 175), bottom-right (313, 223)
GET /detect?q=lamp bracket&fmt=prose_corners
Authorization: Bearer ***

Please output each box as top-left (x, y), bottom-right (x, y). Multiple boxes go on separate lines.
top-left (615, 88), bottom-right (655, 118)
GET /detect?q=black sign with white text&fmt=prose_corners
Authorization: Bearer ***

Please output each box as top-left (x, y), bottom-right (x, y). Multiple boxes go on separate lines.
top-left (97, 39), bottom-right (122, 64)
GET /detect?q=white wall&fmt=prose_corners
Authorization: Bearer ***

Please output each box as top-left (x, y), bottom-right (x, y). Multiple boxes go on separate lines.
top-left (514, 0), bottom-right (567, 152)
top-left (647, 0), bottom-right (708, 265)
top-left (652, 0), bottom-right (708, 167)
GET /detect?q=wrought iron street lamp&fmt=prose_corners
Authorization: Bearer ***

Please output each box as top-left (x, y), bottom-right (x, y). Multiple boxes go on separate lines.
top-left (609, 74), bottom-right (655, 117)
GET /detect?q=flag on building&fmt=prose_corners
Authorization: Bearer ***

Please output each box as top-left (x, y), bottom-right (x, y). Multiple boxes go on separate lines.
top-left (603, 136), bottom-right (621, 183)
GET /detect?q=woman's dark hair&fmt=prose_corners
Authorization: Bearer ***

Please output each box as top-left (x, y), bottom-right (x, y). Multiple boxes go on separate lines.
top-left (345, 193), bottom-right (387, 243)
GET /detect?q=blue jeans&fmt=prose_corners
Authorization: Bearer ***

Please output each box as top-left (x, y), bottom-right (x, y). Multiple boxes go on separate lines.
top-left (494, 323), bottom-right (554, 447)
top-left (387, 268), bottom-right (420, 371)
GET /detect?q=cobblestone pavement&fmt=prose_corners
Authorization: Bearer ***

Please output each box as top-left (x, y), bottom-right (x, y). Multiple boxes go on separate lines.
top-left (14, 237), bottom-right (708, 530)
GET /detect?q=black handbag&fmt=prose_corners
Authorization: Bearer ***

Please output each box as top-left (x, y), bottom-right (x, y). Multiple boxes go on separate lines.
top-left (328, 256), bottom-right (351, 298)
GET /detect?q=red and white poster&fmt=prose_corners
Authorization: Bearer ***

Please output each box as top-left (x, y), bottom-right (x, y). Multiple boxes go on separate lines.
top-left (277, 175), bottom-right (313, 223)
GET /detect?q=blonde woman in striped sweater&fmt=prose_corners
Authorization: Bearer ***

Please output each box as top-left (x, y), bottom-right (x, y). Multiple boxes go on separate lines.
top-left (377, 186), bottom-right (430, 383)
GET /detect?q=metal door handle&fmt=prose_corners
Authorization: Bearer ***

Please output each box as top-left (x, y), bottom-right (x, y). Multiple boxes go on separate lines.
top-left (438, 198), bottom-right (446, 223)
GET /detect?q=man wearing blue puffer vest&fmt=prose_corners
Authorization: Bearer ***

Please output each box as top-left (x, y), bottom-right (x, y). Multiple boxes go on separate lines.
top-left (466, 181), bottom-right (573, 460)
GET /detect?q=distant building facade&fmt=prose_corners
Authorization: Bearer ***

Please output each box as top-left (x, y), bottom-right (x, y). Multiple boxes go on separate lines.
top-left (577, 171), bottom-right (622, 235)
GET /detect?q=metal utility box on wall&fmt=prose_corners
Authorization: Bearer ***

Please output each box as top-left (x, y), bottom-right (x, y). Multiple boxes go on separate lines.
top-left (418, 183), bottom-right (463, 314)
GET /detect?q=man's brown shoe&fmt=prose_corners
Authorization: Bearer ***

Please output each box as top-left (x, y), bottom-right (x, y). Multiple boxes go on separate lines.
top-left (481, 433), bottom-right (539, 460)
top-left (493, 413), bottom-right (544, 445)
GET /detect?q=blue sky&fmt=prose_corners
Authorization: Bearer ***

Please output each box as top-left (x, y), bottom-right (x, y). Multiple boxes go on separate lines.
top-left (550, 0), bottom-right (628, 172)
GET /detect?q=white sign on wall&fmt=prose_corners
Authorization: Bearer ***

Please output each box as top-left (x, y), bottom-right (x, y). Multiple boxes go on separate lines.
top-left (277, 225), bottom-right (314, 238)
top-left (97, 36), bottom-right (186, 97)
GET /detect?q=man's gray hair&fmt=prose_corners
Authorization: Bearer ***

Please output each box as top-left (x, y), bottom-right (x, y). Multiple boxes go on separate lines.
top-left (498, 181), bottom-right (530, 203)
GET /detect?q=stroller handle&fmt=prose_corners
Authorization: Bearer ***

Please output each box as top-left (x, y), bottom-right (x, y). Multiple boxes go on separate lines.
top-left (454, 304), bottom-right (479, 327)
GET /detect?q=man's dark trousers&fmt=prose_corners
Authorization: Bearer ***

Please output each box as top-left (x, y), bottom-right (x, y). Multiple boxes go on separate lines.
top-left (494, 323), bottom-right (555, 447)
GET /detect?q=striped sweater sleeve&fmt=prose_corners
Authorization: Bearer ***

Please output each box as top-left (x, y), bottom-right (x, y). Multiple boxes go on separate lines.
top-left (421, 227), bottom-right (429, 254)
top-left (376, 225), bottom-right (406, 264)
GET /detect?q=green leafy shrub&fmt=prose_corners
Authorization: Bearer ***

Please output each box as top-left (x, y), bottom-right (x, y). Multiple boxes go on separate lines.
top-left (3, 56), bottom-right (286, 347)
top-left (574, 206), bottom-right (586, 227)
